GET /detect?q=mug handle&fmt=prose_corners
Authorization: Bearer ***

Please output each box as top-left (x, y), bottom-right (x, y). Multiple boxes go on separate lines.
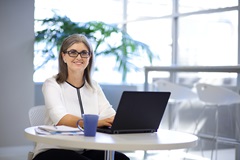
top-left (76, 119), bottom-right (84, 132)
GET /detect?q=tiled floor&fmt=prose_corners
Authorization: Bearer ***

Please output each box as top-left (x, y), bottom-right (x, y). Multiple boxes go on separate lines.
top-left (0, 145), bottom-right (236, 160)
top-left (124, 148), bottom-right (235, 160)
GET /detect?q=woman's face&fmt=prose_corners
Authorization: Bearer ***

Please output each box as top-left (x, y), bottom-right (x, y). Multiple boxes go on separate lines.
top-left (62, 42), bottom-right (91, 74)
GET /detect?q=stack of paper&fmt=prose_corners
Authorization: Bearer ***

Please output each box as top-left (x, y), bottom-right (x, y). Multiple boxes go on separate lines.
top-left (35, 125), bottom-right (83, 135)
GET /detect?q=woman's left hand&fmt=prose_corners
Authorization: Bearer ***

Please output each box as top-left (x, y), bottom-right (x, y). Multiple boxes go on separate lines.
top-left (98, 116), bottom-right (114, 127)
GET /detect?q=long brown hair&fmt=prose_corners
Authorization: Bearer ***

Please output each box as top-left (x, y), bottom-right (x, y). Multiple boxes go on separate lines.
top-left (56, 34), bottom-right (94, 87)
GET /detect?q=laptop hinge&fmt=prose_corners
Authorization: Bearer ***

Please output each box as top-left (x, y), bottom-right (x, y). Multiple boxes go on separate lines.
top-left (113, 129), bottom-right (156, 134)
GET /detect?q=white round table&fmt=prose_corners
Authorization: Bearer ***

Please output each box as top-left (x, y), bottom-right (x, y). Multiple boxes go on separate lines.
top-left (25, 127), bottom-right (198, 160)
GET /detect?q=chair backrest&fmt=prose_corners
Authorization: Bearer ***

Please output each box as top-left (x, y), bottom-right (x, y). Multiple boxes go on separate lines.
top-left (28, 105), bottom-right (46, 126)
top-left (195, 83), bottom-right (240, 105)
top-left (152, 79), bottom-right (197, 101)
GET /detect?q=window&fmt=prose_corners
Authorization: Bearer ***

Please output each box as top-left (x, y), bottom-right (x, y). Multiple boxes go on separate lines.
top-left (34, 0), bottom-right (239, 86)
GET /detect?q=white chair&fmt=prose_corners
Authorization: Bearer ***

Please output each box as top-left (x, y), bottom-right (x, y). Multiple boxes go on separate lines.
top-left (28, 105), bottom-right (46, 160)
top-left (147, 80), bottom-right (198, 159)
top-left (152, 79), bottom-right (198, 130)
top-left (29, 105), bottom-right (46, 126)
top-left (153, 79), bottom-right (198, 102)
top-left (195, 83), bottom-right (240, 160)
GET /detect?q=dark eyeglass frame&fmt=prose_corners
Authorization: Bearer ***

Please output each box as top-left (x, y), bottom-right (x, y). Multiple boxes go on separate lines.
top-left (63, 50), bottom-right (91, 58)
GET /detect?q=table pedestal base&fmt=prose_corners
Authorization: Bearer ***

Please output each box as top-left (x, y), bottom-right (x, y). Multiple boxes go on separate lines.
top-left (104, 150), bottom-right (115, 160)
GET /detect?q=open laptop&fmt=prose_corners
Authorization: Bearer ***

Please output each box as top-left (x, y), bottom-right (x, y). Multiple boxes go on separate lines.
top-left (97, 91), bottom-right (171, 134)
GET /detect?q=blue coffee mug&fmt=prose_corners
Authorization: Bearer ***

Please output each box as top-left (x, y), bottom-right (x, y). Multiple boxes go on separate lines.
top-left (78, 114), bottom-right (99, 137)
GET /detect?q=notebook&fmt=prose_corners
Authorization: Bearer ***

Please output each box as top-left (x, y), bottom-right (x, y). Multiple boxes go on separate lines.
top-left (97, 91), bottom-right (171, 134)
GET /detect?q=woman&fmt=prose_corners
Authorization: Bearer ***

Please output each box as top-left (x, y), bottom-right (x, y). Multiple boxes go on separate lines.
top-left (33, 34), bottom-right (129, 160)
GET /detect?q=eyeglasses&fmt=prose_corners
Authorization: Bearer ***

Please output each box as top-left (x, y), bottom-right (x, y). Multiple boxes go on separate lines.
top-left (64, 50), bottom-right (91, 58)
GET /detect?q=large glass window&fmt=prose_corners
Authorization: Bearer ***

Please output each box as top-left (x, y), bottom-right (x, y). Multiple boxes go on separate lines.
top-left (34, 0), bottom-right (239, 86)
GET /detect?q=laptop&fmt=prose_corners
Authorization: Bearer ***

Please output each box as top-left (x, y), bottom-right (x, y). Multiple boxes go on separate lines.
top-left (97, 91), bottom-right (171, 134)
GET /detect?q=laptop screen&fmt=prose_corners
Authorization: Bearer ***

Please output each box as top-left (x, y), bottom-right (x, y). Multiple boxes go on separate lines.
top-left (98, 91), bottom-right (171, 134)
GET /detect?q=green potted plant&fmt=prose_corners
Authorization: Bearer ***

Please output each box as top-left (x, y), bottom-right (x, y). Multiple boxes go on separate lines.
top-left (35, 14), bottom-right (156, 82)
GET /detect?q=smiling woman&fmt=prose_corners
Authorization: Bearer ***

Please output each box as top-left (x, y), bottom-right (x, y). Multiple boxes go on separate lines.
top-left (32, 34), bottom-right (130, 160)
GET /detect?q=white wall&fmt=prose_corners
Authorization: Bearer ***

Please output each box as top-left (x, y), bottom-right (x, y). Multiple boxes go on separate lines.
top-left (0, 0), bottom-right (34, 147)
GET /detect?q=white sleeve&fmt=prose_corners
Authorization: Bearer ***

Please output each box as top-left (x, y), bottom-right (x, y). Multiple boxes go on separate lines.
top-left (42, 78), bottom-right (67, 125)
top-left (93, 81), bottom-right (116, 119)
